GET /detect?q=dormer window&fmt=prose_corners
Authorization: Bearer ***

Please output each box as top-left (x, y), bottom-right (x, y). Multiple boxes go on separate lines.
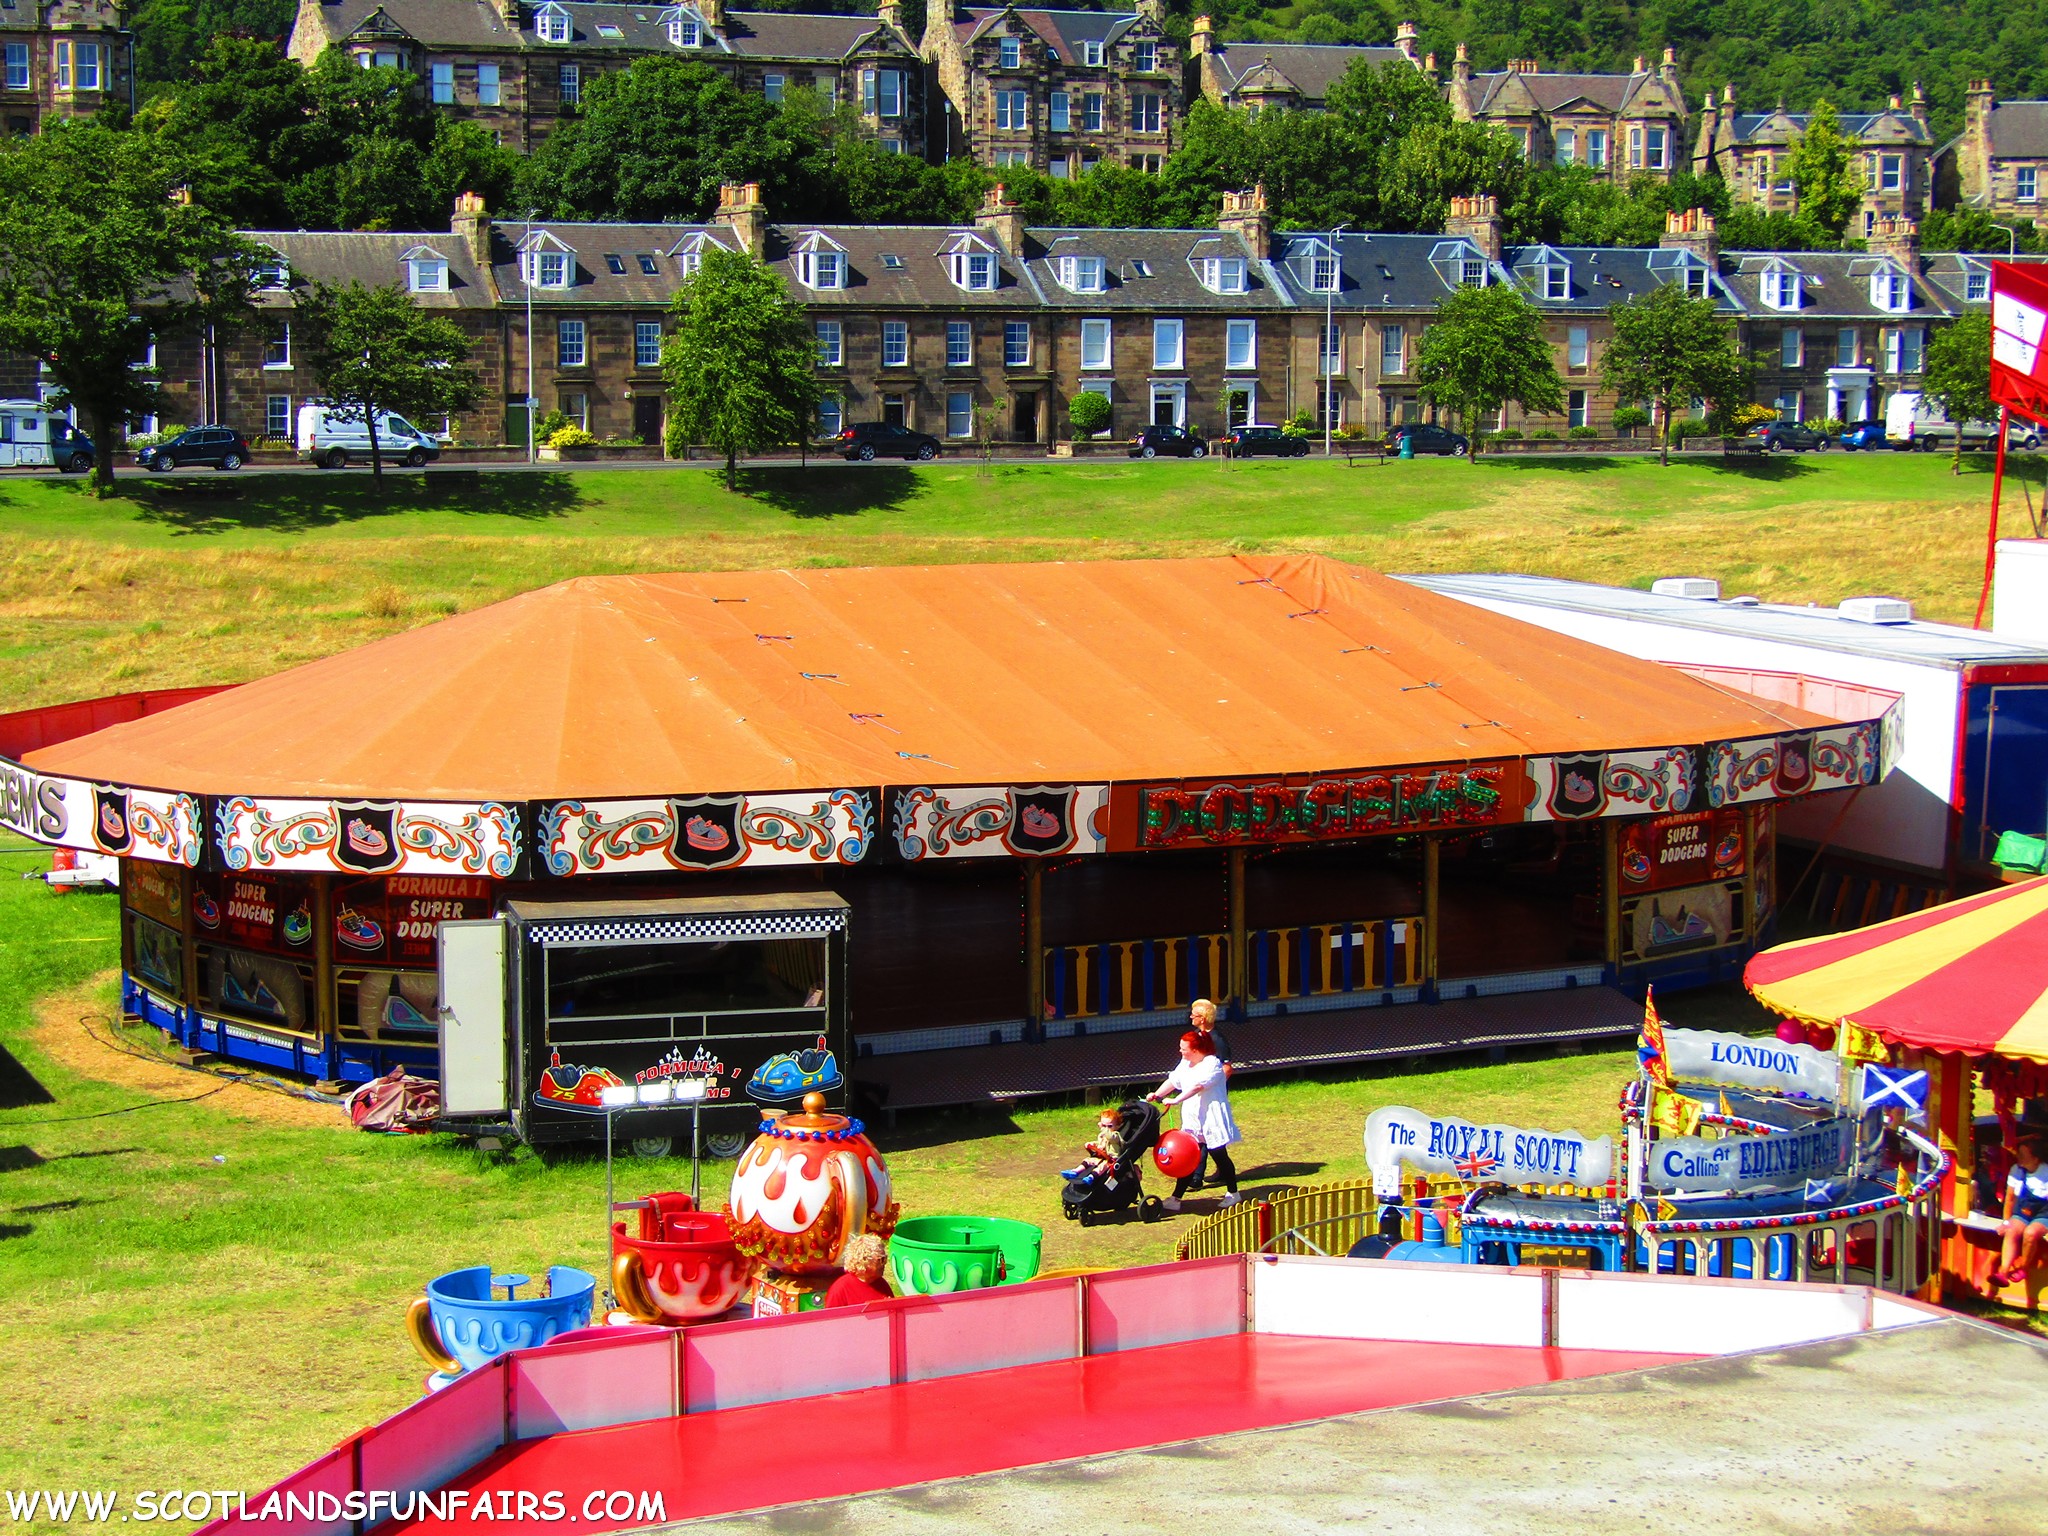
top-left (1082, 40), bottom-right (1103, 66)
top-left (792, 233), bottom-right (847, 291)
top-left (1308, 253), bottom-right (1338, 293)
top-left (1684, 263), bottom-right (1708, 297)
top-left (999, 36), bottom-right (1020, 69)
top-left (536, 4), bottom-right (571, 43)
top-left (1534, 260), bottom-right (1569, 299)
top-left (1056, 254), bottom-right (1106, 293)
top-left (403, 248), bottom-right (449, 293)
top-left (951, 250), bottom-right (997, 290)
top-left (1871, 269), bottom-right (1911, 312)
top-left (673, 229), bottom-right (731, 279)
top-left (666, 13), bottom-right (701, 47)
top-left (254, 254), bottom-right (289, 289)
top-left (1133, 40), bottom-right (1156, 72)
top-left (1199, 256), bottom-right (1248, 294)
top-left (1764, 267), bottom-right (1803, 310)
top-left (520, 242), bottom-right (574, 289)
top-left (1460, 259), bottom-right (1487, 286)
top-left (1966, 265), bottom-right (1989, 302)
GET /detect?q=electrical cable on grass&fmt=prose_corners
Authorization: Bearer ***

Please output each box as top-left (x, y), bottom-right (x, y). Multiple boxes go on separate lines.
top-left (75, 1011), bottom-right (345, 1106)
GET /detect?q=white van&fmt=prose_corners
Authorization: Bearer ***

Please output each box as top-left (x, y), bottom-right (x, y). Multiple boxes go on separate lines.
top-left (0, 399), bottom-right (95, 471)
top-left (295, 403), bottom-right (443, 469)
top-left (1885, 390), bottom-right (2041, 451)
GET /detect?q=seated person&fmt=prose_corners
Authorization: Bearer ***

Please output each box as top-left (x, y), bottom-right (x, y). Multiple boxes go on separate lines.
top-left (1996, 1134), bottom-right (2048, 1286)
top-left (823, 1234), bottom-right (893, 1308)
top-left (1061, 1107), bottom-right (1125, 1181)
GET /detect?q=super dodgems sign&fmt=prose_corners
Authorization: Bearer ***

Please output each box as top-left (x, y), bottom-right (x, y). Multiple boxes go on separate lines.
top-left (1365, 1106), bottom-right (1615, 1195)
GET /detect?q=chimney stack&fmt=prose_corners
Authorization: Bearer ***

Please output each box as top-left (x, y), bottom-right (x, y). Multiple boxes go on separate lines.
top-left (451, 191), bottom-right (492, 266)
top-left (1870, 214), bottom-right (1920, 269)
top-left (877, 0), bottom-right (905, 38)
top-left (1659, 207), bottom-right (1719, 265)
top-left (1191, 14), bottom-right (1215, 56)
top-left (1445, 193), bottom-right (1501, 262)
top-left (1659, 46), bottom-right (1678, 83)
top-left (976, 182), bottom-right (1027, 256)
top-left (1218, 184), bottom-right (1272, 260)
top-left (716, 181), bottom-right (768, 258)
top-left (1394, 20), bottom-right (1418, 62)
top-left (699, 0), bottom-right (724, 29)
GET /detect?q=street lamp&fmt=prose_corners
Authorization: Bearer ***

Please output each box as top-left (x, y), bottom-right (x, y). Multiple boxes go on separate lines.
top-left (520, 212), bottom-right (540, 464)
top-left (1323, 225), bottom-right (1349, 457)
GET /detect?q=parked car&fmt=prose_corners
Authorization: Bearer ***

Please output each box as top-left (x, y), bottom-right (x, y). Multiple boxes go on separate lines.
top-left (1386, 422), bottom-right (1469, 456)
top-left (296, 404), bottom-right (442, 469)
top-left (1222, 426), bottom-right (1309, 459)
top-left (137, 426), bottom-right (252, 472)
top-left (836, 422), bottom-right (941, 462)
top-left (1130, 423), bottom-right (1209, 459)
top-left (1837, 419), bottom-right (1888, 451)
top-left (1879, 391), bottom-right (2041, 452)
top-left (1746, 421), bottom-right (1832, 453)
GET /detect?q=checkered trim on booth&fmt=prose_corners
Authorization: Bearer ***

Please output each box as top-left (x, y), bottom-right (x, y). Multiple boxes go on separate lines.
top-left (526, 912), bottom-right (847, 946)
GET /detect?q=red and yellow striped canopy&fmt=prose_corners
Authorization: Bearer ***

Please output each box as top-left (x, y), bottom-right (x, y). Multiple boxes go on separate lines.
top-left (1746, 876), bottom-right (2048, 1064)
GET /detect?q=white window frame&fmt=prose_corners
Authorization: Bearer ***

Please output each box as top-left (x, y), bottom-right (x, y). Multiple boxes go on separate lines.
top-left (431, 62), bottom-right (454, 104)
top-left (949, 249), bottom-right (997, 292)
top-left (1837, 327), bottom-right (1859, 367)
top-left (477, 63), bottom-right (500, 106)
top-left (1082, 40), bottom-right (1103, 67)
top-left (1004, 321), bottom-right (1031, 368)
top-left (408, 257), bottom-right (449, 293)
top-left (764, 73), bottom-right (784, 104)
top-left (1766, 269), bottom-right (1802, 310)
top-left (1380, 323), bottom-right (1404, 376)
top-left (1966, 269), bottom-right (1990, 303)
top-left (1780, 327), bottom-right (1803, 369)
top-left (263, 323), bottom-right (291, 370)
top-left (1309, 253), bottom-right (1338, 293)
top-left (1133, 40), bottom-right (1157, 71)
top-left (1056, 254), bottom-right (1105, 294)
top-left (1542, 263), bottom-right (1568, 300)
top-left (1083, 93), bottom-right (1103, 132)
top-left (818, 395), bottom-right (843, 437)
top-left (556, 318), bottom-right (587, 368)
top-left (1871, 270), bottom-right (1910, 312)
top-left (1080, 317), bottom-right (1111, 372)
top-left (1131, 93), bottom-right (1162, 134)
top-left (1567, 325), bottom-right (1588, 369)
top-left (1568, 389), bottom-right (1588, 428)
top-left (265, 394), bottom-right (292, 439)
top-left (634, 320), bottom-right (663, 369)
top-left (1645, 125), bottom-right (1667, 170)
top-left (1152, 318), bottom-right (1183, 370)
top-left (4, 42), bottom-right (27, 91)
top-left (797, 247), bottom-right (845, 290)
top-left (882, 320), bottom-right (909, 368)
top-left (1879, 154), bottom-right (1903, 192)
top-left (668, 15), bottom-right (702, 47)
top-left (947, 321), bottom-right (972, 368)
top-left (999, 36), bottom-right (1021, 69)
top-left (1200, 256), bottom-right (1247, 295)
top-left (946, 391), bottom-right (974, 438)
top-left (537, 6), bottom-right (571, 43)
top-left (1225, 318), bottom-right (1257, 371)
top-left (1049, 91), bottom-right (1070, 132)
top-left (1556, 127), bottom-right (1576, 165)
top-left (558, 63), bottom-right (580, 105)
top-left (2020, 166), bottom-right (2039, 204)
top-left (1586, 128), bottom-right (1608, 167)
top-left (815, 319), bottom-right (842, 367)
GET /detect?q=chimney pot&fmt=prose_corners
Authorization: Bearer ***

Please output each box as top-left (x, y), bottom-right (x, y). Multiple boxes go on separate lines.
top-left (717, 181), bottom-right (768, 258)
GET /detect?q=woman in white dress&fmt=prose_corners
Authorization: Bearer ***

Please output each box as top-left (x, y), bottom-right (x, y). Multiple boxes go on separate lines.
top-left (1147, 1031), bottom-right (1241, 1211)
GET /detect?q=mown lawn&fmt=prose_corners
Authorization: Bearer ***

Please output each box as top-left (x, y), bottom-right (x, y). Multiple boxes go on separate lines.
top-left (0, 450), bottom-right (2029, 707)
top-left (0, 840), bottom-right (1772, 1518)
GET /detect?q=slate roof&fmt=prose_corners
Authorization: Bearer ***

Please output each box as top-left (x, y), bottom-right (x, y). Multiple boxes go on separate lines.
top-left (760, 224), bottom-right (1041, 310)
top-left (242, 230), bottom-right (498, 310)
top-left (953, 6), bottom-right (1141, 54)
top-left (1722, 109), bottom-right (1933, 146)
top-left (1718, 250), bottom-right (1946, 320)
top-left (1025, 227), bottom-right (1291, 309)
top-left (1466, 69), bottom-right (1665, 115)
top-left (324, 0), bottom-right (907, 58)
top-left (1983, 101), bottom-right (2048, 159)
top-left (484, 220), bottom-right (707, 305)
top-left (1206, 41), bottom-right (1407, 104)
top-left (1919, 252), bottom-right (2048, 311)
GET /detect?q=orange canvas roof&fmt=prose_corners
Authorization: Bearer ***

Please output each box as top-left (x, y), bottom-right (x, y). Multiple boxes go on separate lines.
top-left (25, 555), bottom-right (1836, 801)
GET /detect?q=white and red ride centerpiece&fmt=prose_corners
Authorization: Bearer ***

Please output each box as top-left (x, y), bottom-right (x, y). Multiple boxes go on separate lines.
top-left (726, 1091), bottom-right (898, 1276)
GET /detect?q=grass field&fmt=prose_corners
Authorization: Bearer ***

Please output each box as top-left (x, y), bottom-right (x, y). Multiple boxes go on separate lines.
top-left (0, 845), bottom-right (1776, 1516)
top-left (0, 450), bottom-right (2033, 707)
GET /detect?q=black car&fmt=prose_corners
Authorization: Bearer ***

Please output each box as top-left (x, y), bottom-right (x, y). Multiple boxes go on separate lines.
top-left (138, 426), bottom-right (253, 472)
top-left (1130, 424), bottom-right (1209, 459)
top-left (1747, 422), bottom-right (1832, 453)
top-left (1387, 422), bottom-right (1469, 456)
top-left (51, 422), bottom-right (94, 473)
top-left (837, 422), bottom-right (941, 462)
top-left (1223, 425), bottom-right (1309, 459)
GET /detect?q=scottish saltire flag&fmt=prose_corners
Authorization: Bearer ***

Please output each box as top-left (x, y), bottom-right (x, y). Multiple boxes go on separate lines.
top-left (1861, 1064), bottom-right (1929, 1122)
top-left (1804, 1179), bottom-right (1837, 1205)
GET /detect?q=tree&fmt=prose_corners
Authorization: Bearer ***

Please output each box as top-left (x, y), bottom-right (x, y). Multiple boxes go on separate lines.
top-left (1068, 389), bottom-right (1111, 441)
top-left (1412, 283), bottom-right (1563, 461)
top-left (1600, 283), bottom-right (1748, 465)
top-left (662, 248), bottom-right (819, 490)
top-left (0, 121), bottom-right (262, 495)
top-left (1375, 120), bottom-right (1528, 235)
top-left (1921, 313), bottom-right (1994, 475)
top-left (296, 280), bottom-right (482, 493)
top-left (1787, 101), bottom-right (1862, 239)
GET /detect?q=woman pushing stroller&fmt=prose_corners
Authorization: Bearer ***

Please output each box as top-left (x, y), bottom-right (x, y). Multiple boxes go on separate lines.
top-left (1148, 1022), bottom-right (1241, 1211)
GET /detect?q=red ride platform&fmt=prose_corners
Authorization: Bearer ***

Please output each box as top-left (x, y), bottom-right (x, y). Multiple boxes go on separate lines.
top-left (391, 1332), bottom-right (1691, 1532)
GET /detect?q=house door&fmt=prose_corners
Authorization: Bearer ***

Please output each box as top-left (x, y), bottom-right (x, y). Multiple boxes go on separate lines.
top-left (633, 395), bottom-right (664, 444)
top-left (883, 394), bottom-right (907, 428)
top-left (1012, 392), bottom-right (1037, 440)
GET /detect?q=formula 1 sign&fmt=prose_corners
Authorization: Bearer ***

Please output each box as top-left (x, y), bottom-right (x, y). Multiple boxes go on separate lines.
top-left (1364, 1106), bottom-right (1615, 1196)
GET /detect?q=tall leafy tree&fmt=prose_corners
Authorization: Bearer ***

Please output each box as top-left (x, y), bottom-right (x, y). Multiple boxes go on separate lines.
top-left (1600, 282), bottom-right (1748, 465)
top-left (296, 280), bottom-right (482, 492)
top-left (1920, 313), bottom-right (1994, 474)
top-left (1413, 283), bottom-right (1564, 460)
top-left (0, 121), bottom-right (262, 495)
top-left (1376, 120), bottom-right (1528, 234)
top-left (662, 248), bottom-right (820, 490)
top-left (1786, 101), bottom-right (1862, 239)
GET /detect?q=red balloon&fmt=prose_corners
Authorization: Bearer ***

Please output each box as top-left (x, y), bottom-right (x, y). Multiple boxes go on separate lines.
top-left (1154, 1129), bottom-right (1203, 1180)
top-left (1776, 1020), bottom-right (1808, 1045)
top-left (1805, 1023), bottom-right (1836, 1051)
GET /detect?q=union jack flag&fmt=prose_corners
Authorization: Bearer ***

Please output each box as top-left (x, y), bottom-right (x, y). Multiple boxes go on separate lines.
top-left (1456, 1149), bottom-right (1501, 1179)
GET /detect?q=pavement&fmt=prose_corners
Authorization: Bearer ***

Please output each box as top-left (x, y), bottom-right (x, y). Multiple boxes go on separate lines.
top-left (668, 1317), bottom-right (2048, 1536)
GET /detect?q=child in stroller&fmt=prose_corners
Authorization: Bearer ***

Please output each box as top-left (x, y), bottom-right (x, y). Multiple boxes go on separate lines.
top-left (1060, 1099), bottom-right (1165, 1225)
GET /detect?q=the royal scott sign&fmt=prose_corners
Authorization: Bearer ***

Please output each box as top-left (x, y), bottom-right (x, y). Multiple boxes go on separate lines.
top-left (1365, 1106), bottom-right (1614, 1195)
top-left (1647, 1116), bottom-right (1855, 1194)
top-left (1665, 1027), bottom-right (1840, 1101)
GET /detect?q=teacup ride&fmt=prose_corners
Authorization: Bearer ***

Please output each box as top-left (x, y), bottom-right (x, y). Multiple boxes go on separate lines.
top-left (610, 1191), bottom-right (754, 1326)
top-left (727, 1091), bottom-right (899, 1276)
top-left (889, 1215), bottom-right (1044, 1295)
top-left (406, 1265), bottom-right (596, 1391)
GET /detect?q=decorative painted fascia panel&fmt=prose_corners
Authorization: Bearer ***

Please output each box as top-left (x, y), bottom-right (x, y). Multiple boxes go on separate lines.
top-left (538, 788), bottom-right (875, 875)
